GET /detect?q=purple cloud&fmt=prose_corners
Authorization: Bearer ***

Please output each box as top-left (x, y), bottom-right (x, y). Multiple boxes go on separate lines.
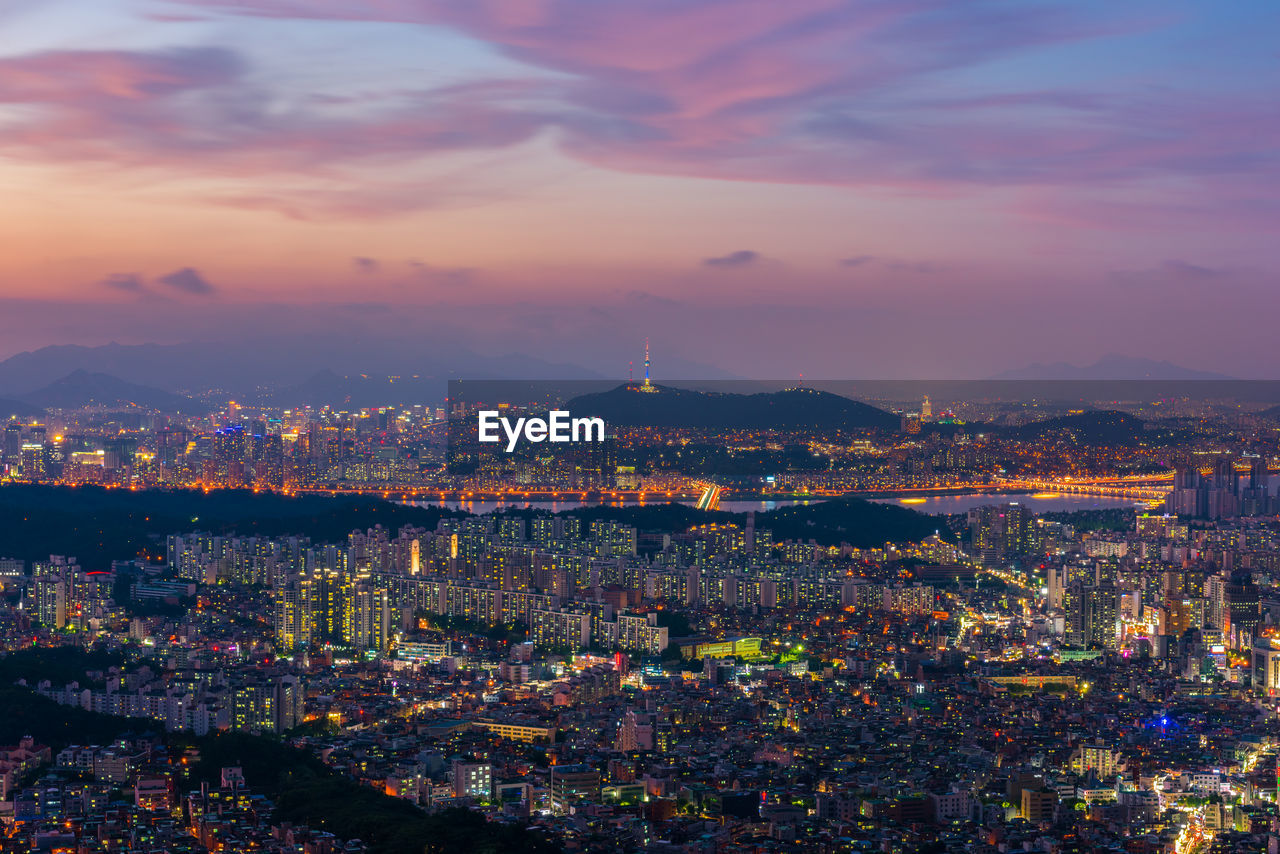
top-left (0, 49), bottom-right (549, 205)
top-left (157, 267), bottom-right (217, 295)
top-left (102, 273), bottom-right (147, 292)
top-left (1108, 259), bottom-right (1240, 290)
top-left (1160, 259), bottom-right (1224, 279)
top-left (0, 47), bottom-right (241, 105)
top-left (703, 250), bottom-right (760, 268)
top-left (0, 0), bottom-right (1272, 231)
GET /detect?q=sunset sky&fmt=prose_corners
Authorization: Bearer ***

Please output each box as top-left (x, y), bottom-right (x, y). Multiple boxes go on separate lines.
top-left (1, 0), bottom-right (1277, 378)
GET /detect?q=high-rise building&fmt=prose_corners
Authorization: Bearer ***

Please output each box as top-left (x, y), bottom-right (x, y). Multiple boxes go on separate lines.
top-left (616, 613), bottom-right (669, 655)
top-left (352, 581), bottom-right (391, 652)
top-left (273, 582), bottom-right (314, 653)
top-left (1163, 459), bottom-right (1262, 519)
top-left (530, 608), bottom-right (591, 650)
top-left (1222, 574), bottom-right (1260, 648)
top-left (550, 765), bottom-right (600, 813)
top-left (1067, 583), bottom-right (1117, 649)
top-left (1252, 638), bottom-right (1280, 695)
top-left (33, 574), bottom-right (67, 629)
top-left (452, 759), bottom-right (492, 801)
top-left (1086, 585), bottom-right (1118, 649)
top-left (3, 424), bottom-right (22, 464)
top-left (231, 675), bottom-right (305, 733)
top-left (968, 503), bottom-right (1036, 560)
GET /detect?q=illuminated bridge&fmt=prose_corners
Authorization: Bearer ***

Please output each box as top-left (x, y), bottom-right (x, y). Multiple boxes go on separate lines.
top-left (694, 481), bottom-right (722, 511)
top-left (998, 477), bottom-right (1172, 503)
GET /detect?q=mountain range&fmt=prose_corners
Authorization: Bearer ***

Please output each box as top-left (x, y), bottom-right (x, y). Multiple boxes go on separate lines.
top-left (0, 337), bottom-right (742, 395)
top-left (0, 340), bottom-right (1248, 414)
top-left (990, 354), bottom-right (1232, 381)
top-left (11, 371), bottom-right (206, 414)
top-left (0, 340), bottom-right (615, 395)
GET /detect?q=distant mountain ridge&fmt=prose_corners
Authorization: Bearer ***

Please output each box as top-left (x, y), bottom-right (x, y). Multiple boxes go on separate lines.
top-left (16, 371), bottom-right (207, 414)
top-left (566, 384), bottom-right (900, 430)
top-left (265, 370), bottom-right (451, 409)
top-left (991, 354), bottom-right (1232, 381)
top-left (0, 339), bottom-right (751, 409)
top-left (0, 340), bottom-right (618, 397)
top-left (0, 397), bottom-right (42, 418)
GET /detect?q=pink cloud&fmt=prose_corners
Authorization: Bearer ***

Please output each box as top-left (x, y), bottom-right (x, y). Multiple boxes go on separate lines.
top-left (170, 2), bottom-right (1275, 192)
top-left (0, 0), bottom-right (1273, 230)
top-left (0, 51), bottom-right (551, 187)
top-left (0, 47), bottom-right (238, 104)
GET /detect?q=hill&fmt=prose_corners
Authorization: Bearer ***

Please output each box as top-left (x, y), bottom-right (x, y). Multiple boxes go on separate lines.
top-left (16, 370), bottom-right (208, 413)
top-left (1005, 410), bottom-right (1146, 444)
top-left (754, 497), bottom-right (943, 547)
top-left (0, 397), bottom-right (43, 418)
top-left (499, 496), bottom-right (944, 548)
top-left (0, 485), bottom-right (943, 568)
top-left (0, 484), bottom-right (466, 569)
top-left (566, 384), bottom-right (899, 431)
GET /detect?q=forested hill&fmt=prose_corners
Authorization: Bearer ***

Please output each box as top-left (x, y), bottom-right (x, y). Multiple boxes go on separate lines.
top-left (0, 484), bottom-right (942, 569)
top-left (0, 484), bottom-right (465, 569)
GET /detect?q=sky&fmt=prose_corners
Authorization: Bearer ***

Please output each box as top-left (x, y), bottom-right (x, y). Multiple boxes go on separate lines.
top-left (0, 0), bottom-right (1277, 379)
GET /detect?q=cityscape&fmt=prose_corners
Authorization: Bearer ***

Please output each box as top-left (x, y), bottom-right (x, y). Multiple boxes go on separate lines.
top-left (2, 2), bottom-right (1280, 854)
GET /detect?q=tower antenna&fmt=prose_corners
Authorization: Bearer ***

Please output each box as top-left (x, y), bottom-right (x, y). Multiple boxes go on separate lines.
top-left (643, 338), bottom-right (651, 390)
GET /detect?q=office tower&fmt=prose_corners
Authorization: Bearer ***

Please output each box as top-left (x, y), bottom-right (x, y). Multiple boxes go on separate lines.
top-left (2, 424), bottom-right (21, 464)
top-left (1222, 573), bottom-right (1260, 648)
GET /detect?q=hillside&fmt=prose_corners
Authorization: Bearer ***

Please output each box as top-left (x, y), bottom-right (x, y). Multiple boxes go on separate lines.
top-left (0, 397), bottom-right (43, 418)
top-left (0, 484), bottom-right (466, 569)
top-left (500, 496), bottom-right (944, 548)
top-left (0, 486), bottom-right (943, 569)
top-left (566, 384), bottom-right (899, 431)
top-left (1005, 410), bottom-right (1147, 444)
top-left (16, 370), bottom-right (208, 413)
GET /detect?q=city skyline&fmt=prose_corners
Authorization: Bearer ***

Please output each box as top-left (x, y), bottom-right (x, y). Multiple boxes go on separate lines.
top-left (7, 6), bottom-right (1280, 850)
top-left (1, 1), bottom-right (1278, 377)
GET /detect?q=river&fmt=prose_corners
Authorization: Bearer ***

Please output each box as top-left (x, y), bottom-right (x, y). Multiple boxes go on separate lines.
top-left (406, 492), bottom-right (1144, 515)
